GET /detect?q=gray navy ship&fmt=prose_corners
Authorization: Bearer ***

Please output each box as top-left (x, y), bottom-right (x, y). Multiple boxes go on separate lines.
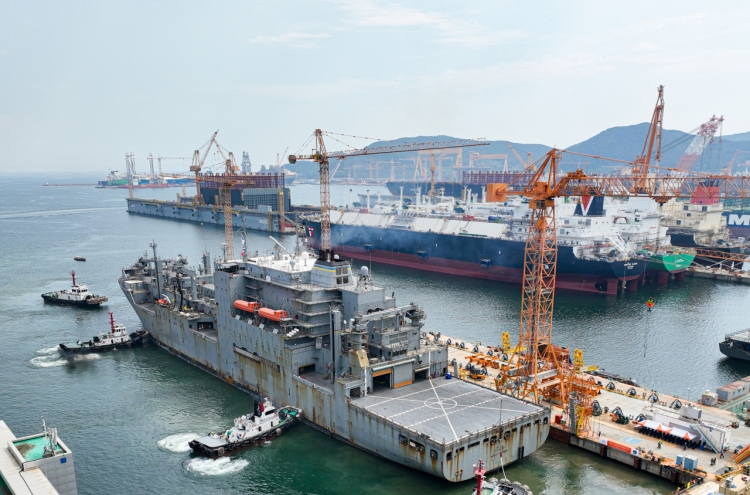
top-left (118, 241), bottom-right (549, 481)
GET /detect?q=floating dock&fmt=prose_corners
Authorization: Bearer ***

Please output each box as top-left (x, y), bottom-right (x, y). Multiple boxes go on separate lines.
top-left (126, 197), bottom-right (296, 234)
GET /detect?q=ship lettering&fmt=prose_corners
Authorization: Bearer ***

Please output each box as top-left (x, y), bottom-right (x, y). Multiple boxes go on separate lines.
top-left (728, 214), bottom-right (750, 226)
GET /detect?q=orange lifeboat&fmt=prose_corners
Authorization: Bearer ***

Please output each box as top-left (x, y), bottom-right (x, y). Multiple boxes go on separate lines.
top-left (258, 308), bottom-right (288, 321)
top-left (234, 300), bottom-right (259, 312)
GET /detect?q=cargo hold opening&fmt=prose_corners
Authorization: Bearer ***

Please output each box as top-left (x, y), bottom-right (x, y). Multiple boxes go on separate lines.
top-left (298, 364), bottom-right (315, 375)
top-left (372, 368), bottom-right (392, 391)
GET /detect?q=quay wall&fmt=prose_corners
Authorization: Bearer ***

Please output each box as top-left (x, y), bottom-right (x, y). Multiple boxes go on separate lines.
top-left (550, 426), bottom-right (703, 487)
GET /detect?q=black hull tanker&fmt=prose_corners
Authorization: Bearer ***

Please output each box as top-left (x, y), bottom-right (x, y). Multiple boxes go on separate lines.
top-left (304, 217), bottom-right (648, 294)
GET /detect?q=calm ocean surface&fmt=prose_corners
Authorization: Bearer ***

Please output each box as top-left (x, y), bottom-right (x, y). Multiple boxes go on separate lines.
top-left (2, 173), bottom-right (748, 494)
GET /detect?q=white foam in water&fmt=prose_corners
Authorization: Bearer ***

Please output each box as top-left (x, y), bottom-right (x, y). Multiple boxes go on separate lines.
top-left (30, 348), bottom-right (101, 368)
top-left (184, 457), bottom-right (249, 476)
top-left (157, 433), bottom-right (199, 453)
top-left (37, 346), bottom-right (60, 355)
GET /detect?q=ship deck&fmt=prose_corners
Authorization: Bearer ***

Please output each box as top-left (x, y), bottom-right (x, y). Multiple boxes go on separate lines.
top-left (352, 378), bottom-right (542, 445)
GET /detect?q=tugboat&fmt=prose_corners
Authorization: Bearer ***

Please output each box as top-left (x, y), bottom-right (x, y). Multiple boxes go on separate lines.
top-left (59, 313), bottom-right (148, 353)
top-left (188, 398), bottom-right (302, 458)
top-left (471, 459), bottom-right (532, 495)
top-left (41, 271), bottom-right (108, 307)
top-left (73, 256), bottom-right (86, 262)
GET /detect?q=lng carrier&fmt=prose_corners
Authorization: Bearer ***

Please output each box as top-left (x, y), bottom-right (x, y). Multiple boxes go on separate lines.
top-left (118, 242), bottom-right (549, 481)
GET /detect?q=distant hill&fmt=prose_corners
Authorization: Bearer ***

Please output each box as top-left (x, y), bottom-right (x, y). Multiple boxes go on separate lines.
top-left (724, 131), bottom-right (750, 142)
top-left (282, 126), bottom-right (750, 180)
top-left (565, 123), bottom-right (691, 173)
top-left (285, 136), bottom-right (551, 180)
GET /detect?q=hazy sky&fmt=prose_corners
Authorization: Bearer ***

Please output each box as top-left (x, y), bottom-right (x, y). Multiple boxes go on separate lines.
top-left (1, 1), bottom-right (748, 174)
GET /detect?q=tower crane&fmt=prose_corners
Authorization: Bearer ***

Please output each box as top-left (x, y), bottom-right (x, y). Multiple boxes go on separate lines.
top-left (489, 86), bottom-right (750, 437)
top-left (221, 153), bottom-right (239, 260)
top-left (289, 130), bottom-right (489, 253)
top-left (189, 130), bottom-right (230, 204)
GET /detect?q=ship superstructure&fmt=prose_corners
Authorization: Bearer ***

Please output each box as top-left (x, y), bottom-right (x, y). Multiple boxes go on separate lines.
top-left (118, 243), bottom-right (549, 481)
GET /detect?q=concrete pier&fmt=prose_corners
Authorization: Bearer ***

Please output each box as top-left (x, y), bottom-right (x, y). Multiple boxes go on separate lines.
top-left (686, 266), bottom-right (750, 285)
top-left (432, 333), bottom-right (750, 492)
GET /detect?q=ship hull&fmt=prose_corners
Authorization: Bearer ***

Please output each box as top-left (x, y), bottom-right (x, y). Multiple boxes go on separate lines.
top-left (719, 342), bottom-right (750, 361)
top-left (41, 294), bottom-right (106, 308)
top-left (120, 284), bottom-right (549, 482)
top-left (59, 331), bottom-right (147, 353)
top-left (646, 253), bottom-right (696, 273)
top-left (724, 211), bottom-right (750, 239)
top-left (304, 220), bottom-right (648, 294)
top-left (669, 232), bottom-right (746, 267)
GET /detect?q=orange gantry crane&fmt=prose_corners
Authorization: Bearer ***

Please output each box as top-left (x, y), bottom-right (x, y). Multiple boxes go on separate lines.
top-left (288, 130), bottom-right (489, 252)
top-left (491, 87), bottom-right (750, 436)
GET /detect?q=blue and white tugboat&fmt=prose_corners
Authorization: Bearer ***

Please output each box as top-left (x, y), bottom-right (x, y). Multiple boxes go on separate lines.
top-left (189, 398), bottom-right (302, 458)
top-left (59, 313), bottom-right (148, 353)
top-left (41, 271), bottom-right (108, 308)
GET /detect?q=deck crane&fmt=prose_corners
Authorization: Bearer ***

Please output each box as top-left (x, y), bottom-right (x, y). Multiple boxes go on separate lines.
top-left (490, 87), bottom-right (750, 436)
top-left (288, 130), bottom-right (489, 253)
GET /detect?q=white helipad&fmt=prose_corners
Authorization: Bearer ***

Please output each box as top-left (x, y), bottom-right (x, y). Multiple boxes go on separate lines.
top-left (352, 377), bottom-right (544, 444)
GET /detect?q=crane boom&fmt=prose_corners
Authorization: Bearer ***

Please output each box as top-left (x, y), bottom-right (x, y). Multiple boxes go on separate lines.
top-left (506, 142), bottom-right (534, 171)
top-left (324, 139), bottom-right (489, 160)
top-left (675, 115), bottom-right (724, 172)
top-left (631, 85), bottom-right (665, 188)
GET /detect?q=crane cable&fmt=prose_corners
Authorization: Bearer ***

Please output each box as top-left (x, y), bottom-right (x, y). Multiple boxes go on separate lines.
top-left (293, 133), bottom-right (316, 158)
top-left (323, 133), bottom-right (360, 151)
top-left (324, 131), bottom-right (382, 141)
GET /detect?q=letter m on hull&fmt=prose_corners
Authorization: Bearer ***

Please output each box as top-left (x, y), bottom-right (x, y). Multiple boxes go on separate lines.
top-left (728, 214), bottom-right (750, 226)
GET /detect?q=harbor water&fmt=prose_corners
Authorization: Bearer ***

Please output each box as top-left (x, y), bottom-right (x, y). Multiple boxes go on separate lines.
top-left (3, 174), bottom-right (749, 494)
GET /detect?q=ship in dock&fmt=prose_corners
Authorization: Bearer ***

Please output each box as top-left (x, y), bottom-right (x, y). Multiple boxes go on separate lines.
top-left (303, 194), bottom-right (651, 294)
top-left (661, 198), bottom-right (747, 266)
top-left (118, 242), bottom-right (550, 481)
top-left (126, 172), bottom-right (296, 234)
